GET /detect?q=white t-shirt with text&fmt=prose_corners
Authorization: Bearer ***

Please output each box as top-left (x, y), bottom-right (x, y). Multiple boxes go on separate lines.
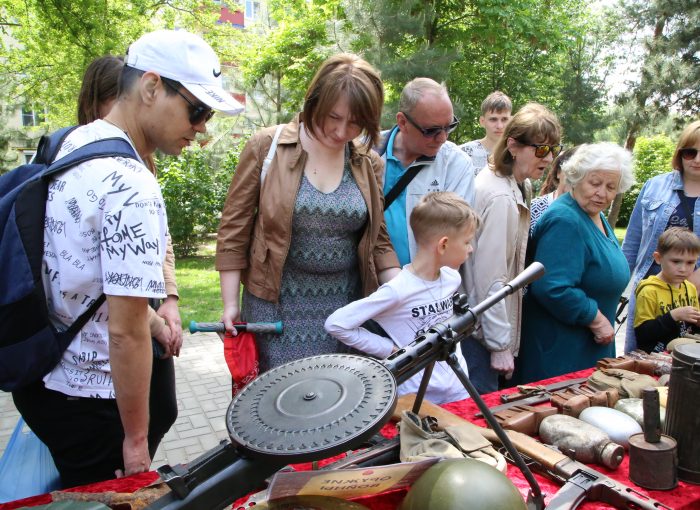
top-left (41, 120), bottom-right (168, 398)
top-left (325, 266), bottom-right (469, 404)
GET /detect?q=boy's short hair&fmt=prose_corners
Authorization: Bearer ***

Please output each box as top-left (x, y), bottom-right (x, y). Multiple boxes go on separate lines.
top-left (657, 227), bottom-right (700, 256)
top-left (410, 192), bottom-right (480, 245)
top-left (481, 91), bottom-right (512, 115)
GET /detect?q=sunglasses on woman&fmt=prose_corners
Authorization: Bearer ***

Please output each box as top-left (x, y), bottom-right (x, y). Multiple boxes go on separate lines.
top-left (679, 148), bottom-right (699, 161)
top-left (162, 79), bottom-right (215, 125)
top-left (402, 111), bottom-right (460, 138)
top-left (521, 142), bottom-right (564, 159)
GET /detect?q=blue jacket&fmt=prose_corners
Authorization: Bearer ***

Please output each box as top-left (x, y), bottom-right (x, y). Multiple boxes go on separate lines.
top-left (621, 170), bottom-right (700, 350)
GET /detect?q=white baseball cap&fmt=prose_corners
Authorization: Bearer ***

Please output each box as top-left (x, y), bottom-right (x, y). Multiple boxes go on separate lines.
top-left (125, 29), bottom-right (244, 115)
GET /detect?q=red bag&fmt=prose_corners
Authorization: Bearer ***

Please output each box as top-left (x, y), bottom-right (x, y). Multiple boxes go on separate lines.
top-left (223, 330), bottom-right (259, 397)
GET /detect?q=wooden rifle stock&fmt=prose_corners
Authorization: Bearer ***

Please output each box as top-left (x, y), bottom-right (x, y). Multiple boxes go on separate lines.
top-left (393, 394), bottom-right (672, 510)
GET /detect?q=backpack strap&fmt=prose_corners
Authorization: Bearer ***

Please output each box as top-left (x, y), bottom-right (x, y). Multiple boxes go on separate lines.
top-left (34, 126), bottom-right (80, 165)
top-left (43, 137), bottom-right (138, 179)
top-left (260, 124), bottom-right (284, 186)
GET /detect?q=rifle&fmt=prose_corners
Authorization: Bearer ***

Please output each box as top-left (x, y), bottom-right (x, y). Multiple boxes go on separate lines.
top-left (393, 394), bottom-right (672, 510)
top-left (146, 263), bottom-right (547, 509)
top-left (477, 377), bottom-right (589, 417)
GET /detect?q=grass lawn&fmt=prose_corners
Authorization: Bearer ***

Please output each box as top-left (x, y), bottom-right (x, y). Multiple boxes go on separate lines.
top-left (175, 239), bottom-right (221, 326)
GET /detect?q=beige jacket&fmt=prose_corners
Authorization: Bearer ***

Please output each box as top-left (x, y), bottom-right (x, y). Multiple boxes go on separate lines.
top-left (463, 168), bottom-right (531, 355)
top-left (215, 116), bottom-right (399, 302)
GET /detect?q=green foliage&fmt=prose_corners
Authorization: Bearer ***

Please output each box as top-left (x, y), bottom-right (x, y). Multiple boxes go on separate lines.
top-left (617, 135), bottom-right (675, 226)
top-left (157, 143), bottom-right (240, 257)
top-left (614, 0), bottom-right (700, 147)
top-left (228, 0), bottom-right (338, 127)
top-left (341, 0), bottom-right (612, 143)
top-left (0, 0), bottom-right (234, 127)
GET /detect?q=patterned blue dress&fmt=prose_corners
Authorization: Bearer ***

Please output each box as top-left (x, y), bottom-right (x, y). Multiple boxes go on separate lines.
top-left (241, 159), bottom-right (367, 372)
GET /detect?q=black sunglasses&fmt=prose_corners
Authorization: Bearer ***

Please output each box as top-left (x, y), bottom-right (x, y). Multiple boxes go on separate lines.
top-left (520, 142), bottom-right (563, 159)
top-left (402, 111), bottom-right (459, 138)
top-left (679, 148), bottom-right (699, 161)
top-left (162, 79), bottom-right (215, 125)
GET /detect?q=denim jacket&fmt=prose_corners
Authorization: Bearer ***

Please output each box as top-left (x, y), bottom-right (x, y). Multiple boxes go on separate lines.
top-left (621, 170), bottom-right (700, 350)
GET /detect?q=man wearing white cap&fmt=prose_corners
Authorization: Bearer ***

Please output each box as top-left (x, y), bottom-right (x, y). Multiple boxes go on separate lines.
top-left (12, 29), bottom-right (242, 488)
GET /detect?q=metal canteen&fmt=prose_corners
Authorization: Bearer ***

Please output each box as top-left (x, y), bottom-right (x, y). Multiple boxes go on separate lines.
top-left (614, 398), bottom-right (666, 429)
top-left (539, 414), bottom-right (624, 469)
top-left (578, 406), bottom-right (642, 449)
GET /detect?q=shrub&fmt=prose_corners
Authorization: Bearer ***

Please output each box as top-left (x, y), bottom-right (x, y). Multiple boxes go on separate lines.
top-left (616, 135), bottom-right (675, 227)
top-left (157, 143), bottom-right (240, 257)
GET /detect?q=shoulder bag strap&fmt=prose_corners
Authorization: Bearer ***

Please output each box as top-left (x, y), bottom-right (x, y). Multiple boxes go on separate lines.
top-left (261, 124), bottom-right (284, 186)
top-left (384, 165), bottom-right (423, 211)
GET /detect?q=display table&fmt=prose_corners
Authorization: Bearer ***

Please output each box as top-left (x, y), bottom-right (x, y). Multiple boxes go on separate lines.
top-left (1, 368), bottom-right (697, 510)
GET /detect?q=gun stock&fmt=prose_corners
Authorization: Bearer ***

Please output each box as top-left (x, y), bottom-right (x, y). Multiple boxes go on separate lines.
top-left (393, 394), bottom-right (671, 510)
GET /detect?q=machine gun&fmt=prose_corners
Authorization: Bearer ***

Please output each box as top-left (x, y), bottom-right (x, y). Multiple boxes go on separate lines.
top-left (146, 263), bottom-right (546, 510)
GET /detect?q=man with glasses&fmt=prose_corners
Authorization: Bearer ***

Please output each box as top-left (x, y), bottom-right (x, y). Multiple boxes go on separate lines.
top-left (376, 78), bottom-right (475, 267)
top-left (12, 30), bottom-right (242, 488)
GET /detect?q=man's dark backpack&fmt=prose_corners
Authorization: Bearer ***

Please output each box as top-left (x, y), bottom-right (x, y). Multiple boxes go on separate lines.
top-left (0, 127), bottom-right (138, 392)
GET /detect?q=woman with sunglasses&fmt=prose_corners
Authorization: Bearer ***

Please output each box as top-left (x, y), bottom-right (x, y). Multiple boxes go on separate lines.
top-left (529, 146), bottom-right (579, 235)
top-left (622, 120), bottom-right (700, 352)
top-left (514, 143), bottom-right (634, 383)
top-left (462, 102), bottom-right (562, 393)
top-left (216, 54), bottom-right (399, 373)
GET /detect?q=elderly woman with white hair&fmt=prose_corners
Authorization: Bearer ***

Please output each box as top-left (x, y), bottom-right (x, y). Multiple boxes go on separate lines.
top-left (514, 142), bottom-right (635, 383)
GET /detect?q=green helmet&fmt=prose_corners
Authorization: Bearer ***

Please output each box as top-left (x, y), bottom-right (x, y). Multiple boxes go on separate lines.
top-left (400, 459), bottom-right (527, 510)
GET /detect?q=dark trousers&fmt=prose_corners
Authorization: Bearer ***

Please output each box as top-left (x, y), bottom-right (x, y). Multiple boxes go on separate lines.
top-left (461, 336), bottom-right (499, 394)
top-left (13, 355), bottom-right (177, 489)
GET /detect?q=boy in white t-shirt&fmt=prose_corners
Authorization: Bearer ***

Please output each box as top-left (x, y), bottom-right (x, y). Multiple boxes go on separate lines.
top-left (325, 192), bottom-right (480, 403)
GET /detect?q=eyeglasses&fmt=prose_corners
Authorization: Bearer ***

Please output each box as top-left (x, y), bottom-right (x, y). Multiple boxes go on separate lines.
top-left (162, 79), bottom-right (215, 125)
top-left (679, 148), bottom-right (699, 161)
top-left (401, 111), bottom-right (460, 138)
top-left (520, 142), bottom-right (563, 159)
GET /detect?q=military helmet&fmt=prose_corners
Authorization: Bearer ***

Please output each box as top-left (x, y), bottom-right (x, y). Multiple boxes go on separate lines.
top-left (400, 458), bottom-right (526, 510)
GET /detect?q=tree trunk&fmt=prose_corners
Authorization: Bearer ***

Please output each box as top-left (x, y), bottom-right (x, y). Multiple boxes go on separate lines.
top-left (607, 130), bottom-right (639, 228)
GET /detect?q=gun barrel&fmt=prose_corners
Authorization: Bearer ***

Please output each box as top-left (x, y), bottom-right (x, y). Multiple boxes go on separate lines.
top-left (383, 262), bottom-right (544, 384)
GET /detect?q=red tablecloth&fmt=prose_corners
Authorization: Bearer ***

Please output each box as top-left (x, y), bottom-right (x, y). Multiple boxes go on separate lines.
top-left (2, 368), bottom-right (697, 510)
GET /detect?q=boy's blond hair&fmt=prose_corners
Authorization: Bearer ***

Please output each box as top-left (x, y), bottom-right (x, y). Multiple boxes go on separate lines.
top-left (410, 191), bottom-right (480, 246)
top-left (481, 90), bottom-right (512, 115)
top-left (657, 227), bottom-right (700, 256)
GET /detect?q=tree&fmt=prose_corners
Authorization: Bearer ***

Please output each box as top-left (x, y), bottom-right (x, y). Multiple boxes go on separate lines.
top-left (0, 0), bottom-right (234, 127)
top-left (607, 0), bottom-right (700, 227)
top-left (340, 0), bottom-right (605, 142)
top-left (226, 0), bottom-right (340, 128)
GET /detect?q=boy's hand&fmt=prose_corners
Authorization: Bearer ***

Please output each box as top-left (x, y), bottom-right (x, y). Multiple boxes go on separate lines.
top-left (670, 306), bottom-right (700, 324)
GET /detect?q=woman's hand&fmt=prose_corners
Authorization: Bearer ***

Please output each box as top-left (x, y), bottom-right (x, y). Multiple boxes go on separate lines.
top-left (589, 310), bottom-right (615, 344)
top-left (490, 350), bottom-right (514, 379)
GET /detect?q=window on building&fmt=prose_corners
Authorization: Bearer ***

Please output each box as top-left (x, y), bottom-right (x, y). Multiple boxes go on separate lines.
top-left (22, 106), bottom-right (46, 127)
top-left (245, 0), bottom-right (260, 20)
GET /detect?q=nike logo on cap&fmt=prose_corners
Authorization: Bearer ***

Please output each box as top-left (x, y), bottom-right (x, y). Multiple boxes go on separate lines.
top-left (213, 69), bottom-right (222, 77)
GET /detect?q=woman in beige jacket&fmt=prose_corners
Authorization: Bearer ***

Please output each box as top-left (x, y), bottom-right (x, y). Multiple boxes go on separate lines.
top-left (462, 103), bottom-right (562, 393)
